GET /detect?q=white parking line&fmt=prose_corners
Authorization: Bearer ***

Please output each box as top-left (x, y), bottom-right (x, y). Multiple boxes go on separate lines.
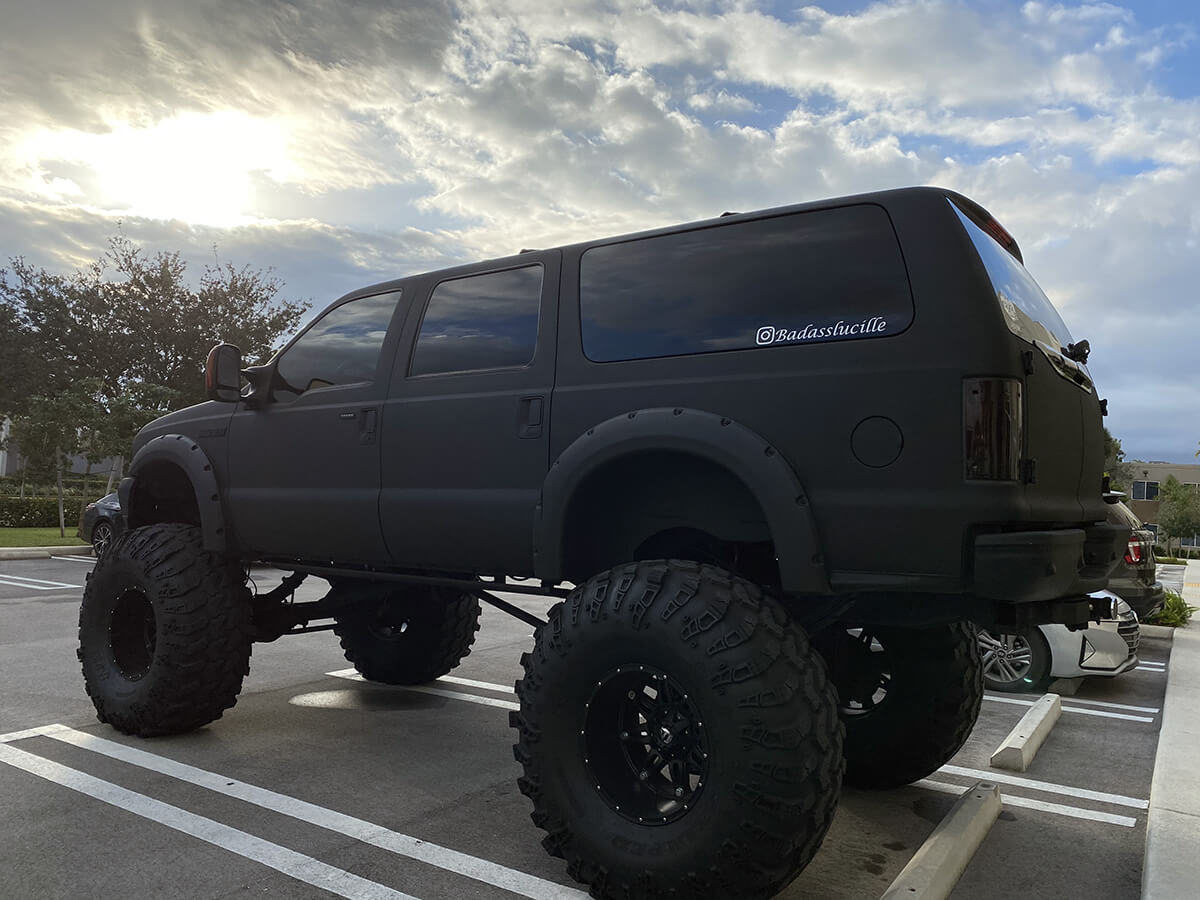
top-left (39, 725), bottom-right (585, 900)
top-left (983, 695), bottom-right (1154, 722)
top-left (0, 574), bottom-right (82, 590)
top-left (1043, 697), bottom-right (1160, 714)
top-left (50, 555), bottom-right (96, 564)
top-left (441, 675), bottom-right (516, 694)
top-left (327, 670), bottom-right (520, 711)
top-left (916, 778), bottom-right (1137, 828)
top-left (938, 764), bottom-right (1149, 810)
top-left (0, 741), bottom-right (414, 900)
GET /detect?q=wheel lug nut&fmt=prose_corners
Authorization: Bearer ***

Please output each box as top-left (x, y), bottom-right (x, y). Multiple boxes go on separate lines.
top-left (627, 691), bottom-right (636, 700)
top-left (674, 787), bottom-right (684, 798)
top-left (620, 731), bottom-right (628, 739)
top-left (639, 770), bottom-right (649, 780)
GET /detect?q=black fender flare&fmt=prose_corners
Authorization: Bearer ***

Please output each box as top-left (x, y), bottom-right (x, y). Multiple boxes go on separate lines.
top-left (118, 434), bottom-right (228, 554)
top-left (534, 408), bottom-right (829, 594)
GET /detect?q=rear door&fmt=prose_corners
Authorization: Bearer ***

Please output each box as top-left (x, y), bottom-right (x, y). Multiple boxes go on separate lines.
top-left (951, 202), bottom-right (1091, 522)
top-left (380, 252), bottom-right (560, 574)
top-left (226, 290), bottom-right (406, 562)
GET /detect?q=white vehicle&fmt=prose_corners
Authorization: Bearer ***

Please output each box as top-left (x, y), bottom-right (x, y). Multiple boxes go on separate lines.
top-left (977, 590), bottom-right (1139, 692)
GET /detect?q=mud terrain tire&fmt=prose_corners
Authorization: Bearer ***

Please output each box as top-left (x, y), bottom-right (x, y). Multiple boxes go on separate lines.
top-left (333, 587), bottom-right (481, 684)
top-left (827, 621), bottom-right (983, 788)
top-left (78, 523), bottom-right (253, 737)
top-left (511, 560), bottom-right (843, 900)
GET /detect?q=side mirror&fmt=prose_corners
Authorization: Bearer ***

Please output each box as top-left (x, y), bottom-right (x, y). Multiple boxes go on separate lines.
top-left (205, 343), bottom-right (243, 402)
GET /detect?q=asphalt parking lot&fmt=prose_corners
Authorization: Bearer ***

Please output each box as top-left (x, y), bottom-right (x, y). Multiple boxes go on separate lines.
top-left (0, 556), bottom-right (1173, 899)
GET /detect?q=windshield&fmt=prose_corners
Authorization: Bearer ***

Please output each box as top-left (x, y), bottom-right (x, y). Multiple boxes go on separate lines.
top-left (951, 201), bottom-right (1076, 352)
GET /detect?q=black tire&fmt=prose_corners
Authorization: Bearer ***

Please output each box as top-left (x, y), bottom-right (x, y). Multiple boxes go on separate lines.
top-left (333, 586), bottom-right (481, 684)
top-left (511, 560), bottom-right (844, 900)
top-left (91, 520), bottom-right (114, 557)
top-left (977, 627), bottom-right (1052, 693)
top-left (822, 621), bottom-right (982, 789)
top-left (78, 523), bottom-right (253, 737)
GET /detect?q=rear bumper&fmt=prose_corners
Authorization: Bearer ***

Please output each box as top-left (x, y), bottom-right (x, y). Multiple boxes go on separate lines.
top-left (973, 522), bottom-right (1128, 604)
top-left (1110, 581), bottom-right (1165, 621)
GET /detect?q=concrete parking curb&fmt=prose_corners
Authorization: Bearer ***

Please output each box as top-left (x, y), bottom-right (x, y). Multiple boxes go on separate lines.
top-left (0, 545), bottom-right (92, 561)
top-left (989, 693), bottom-right (1061, 772)
top-left (1142, 560), bottom-right (1200, 900)
top-left (1138, 623), bottom-right (1176, 639)
top-left (881, 781), bottom-right (1001, 900)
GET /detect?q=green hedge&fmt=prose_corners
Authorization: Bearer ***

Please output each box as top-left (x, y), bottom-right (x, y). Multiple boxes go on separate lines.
top-left (0, 496), bottom-right (89, 528)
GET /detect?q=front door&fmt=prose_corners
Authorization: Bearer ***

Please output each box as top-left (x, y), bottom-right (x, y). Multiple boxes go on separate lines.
top-left (226, 289), bottom-right (406, 563)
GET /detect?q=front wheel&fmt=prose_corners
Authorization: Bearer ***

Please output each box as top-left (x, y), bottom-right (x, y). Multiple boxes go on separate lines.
top-left (511, 561), bottom-right (844, 900)
top-left (91, 520), bottom-right (114, 557)
top-left (821, 621), bottom-right (983, 789)
top-left (977, 627), bottom-right (1052, 692)
top-left (77, 523), bottom-right (253, 736)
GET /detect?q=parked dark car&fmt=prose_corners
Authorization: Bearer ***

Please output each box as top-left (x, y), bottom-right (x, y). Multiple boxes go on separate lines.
top-left (1106, 500), bottom-right (1164, 619)
top-left (77, 492), bottom-right (121, 556)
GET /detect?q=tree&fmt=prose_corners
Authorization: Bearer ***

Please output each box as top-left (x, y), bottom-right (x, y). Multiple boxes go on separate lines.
top-left (0, 233), bottom-right (310, 488)
top-left (1102, 427), bottom-right (1133, 494)
top-left (1157, 476), bottom-right (1200, 557)
top-left (5, 385), bottom-right (98, 536)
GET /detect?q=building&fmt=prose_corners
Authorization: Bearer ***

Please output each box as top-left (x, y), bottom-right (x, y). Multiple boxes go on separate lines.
top-left (1125, 460), bottom-right (1200, 547)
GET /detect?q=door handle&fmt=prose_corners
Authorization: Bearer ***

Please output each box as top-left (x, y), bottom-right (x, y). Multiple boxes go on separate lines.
top-left (360, 408), bottom-right (378, 445)
top-left (518, 396), bottom-right (544, 439)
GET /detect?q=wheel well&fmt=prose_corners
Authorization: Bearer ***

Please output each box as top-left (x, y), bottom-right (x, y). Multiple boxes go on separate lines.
top-left (561, 451), bottom-right (779, 585)
top-left (127, 461), bottom-right (201, 529)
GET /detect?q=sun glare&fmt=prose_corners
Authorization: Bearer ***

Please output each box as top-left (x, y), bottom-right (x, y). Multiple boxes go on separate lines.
top-left (23, 110), bottom-right (297, 226)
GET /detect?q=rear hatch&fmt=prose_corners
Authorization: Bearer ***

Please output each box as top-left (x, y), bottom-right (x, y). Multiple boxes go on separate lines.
top-left (951, 200), bottom-right (1101, 524)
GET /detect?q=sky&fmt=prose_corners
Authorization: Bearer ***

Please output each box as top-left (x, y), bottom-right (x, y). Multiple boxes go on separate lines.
top-left (1, 0), bottom-right (1197, 463)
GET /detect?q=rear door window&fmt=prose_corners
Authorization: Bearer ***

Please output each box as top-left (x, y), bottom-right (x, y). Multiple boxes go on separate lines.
top-left (579, 204), bottom-right (913, 362)
top-left (410, 266), bottom-right (543, 376)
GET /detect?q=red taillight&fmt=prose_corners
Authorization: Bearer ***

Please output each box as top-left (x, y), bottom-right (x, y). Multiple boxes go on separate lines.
top-left (1124, 539), bottom-right (1143, 565)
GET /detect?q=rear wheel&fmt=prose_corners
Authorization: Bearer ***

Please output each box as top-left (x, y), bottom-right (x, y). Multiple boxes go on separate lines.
top-left (78, 523), bottom-right (253, 736)
top-left (821, 621), bottom-right (983, 788)
top-left (511, 560), bottom-right (843, 900)
top-left (977, 628), bottom-right (1052, 692)
top-left (333, 586), bottom-right (480, 684)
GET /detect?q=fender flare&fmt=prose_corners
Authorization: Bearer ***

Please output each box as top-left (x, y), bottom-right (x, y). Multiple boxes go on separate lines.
top-left (119, 433), bottom-right (228, 554)
top-left (534, 408), bottom-right (829, 594)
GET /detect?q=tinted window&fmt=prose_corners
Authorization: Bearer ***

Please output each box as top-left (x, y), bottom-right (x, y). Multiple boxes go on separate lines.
top-left (951, 202), bottom-right (1077, 353)
top-left (1107, 502), bottom-right (1142, 529)
top-left (275, 291), bottom-right (401, 399)
top-left (410, 266), bottom-right (543, 376)
top-left (579, 205), bottom-right (912, 362)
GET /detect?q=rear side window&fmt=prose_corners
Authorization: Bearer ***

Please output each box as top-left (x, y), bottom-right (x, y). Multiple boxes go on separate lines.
top-left (579, 204), bottom-right (913, 362)
top-left (410, 266), bottom-right (543, 376)
top-left (275, 291), bottom-right (401, 399)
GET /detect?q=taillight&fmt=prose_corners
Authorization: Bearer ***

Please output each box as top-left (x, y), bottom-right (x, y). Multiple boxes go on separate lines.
top-left (963, 378), bottom-right (1023, 481)
top-left (1124, 539), bottom-right (1143, 565)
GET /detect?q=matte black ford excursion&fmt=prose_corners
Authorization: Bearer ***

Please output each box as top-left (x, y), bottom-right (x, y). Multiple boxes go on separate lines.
top-left (80, 187), bottom-right (1126, 899)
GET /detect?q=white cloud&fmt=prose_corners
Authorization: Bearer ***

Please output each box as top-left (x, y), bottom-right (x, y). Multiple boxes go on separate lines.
top-left (1, 0), bottom-right (1197, 459)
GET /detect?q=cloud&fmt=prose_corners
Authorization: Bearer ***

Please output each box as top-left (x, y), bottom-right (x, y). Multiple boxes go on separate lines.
top-left (1, 0), bottom-right (1197, 459)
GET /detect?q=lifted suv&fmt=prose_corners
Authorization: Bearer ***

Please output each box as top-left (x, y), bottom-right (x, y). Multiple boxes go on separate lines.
top-left (79, 186), bottom-right (1126, 900)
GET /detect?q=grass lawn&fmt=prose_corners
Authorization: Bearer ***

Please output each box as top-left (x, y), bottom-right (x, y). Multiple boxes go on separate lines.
top-left (0, 527), bottom-right (88, 548)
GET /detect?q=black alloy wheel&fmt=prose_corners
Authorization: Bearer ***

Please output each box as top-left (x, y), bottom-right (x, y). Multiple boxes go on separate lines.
top-left (583, 666), bottom-right (709, 825)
